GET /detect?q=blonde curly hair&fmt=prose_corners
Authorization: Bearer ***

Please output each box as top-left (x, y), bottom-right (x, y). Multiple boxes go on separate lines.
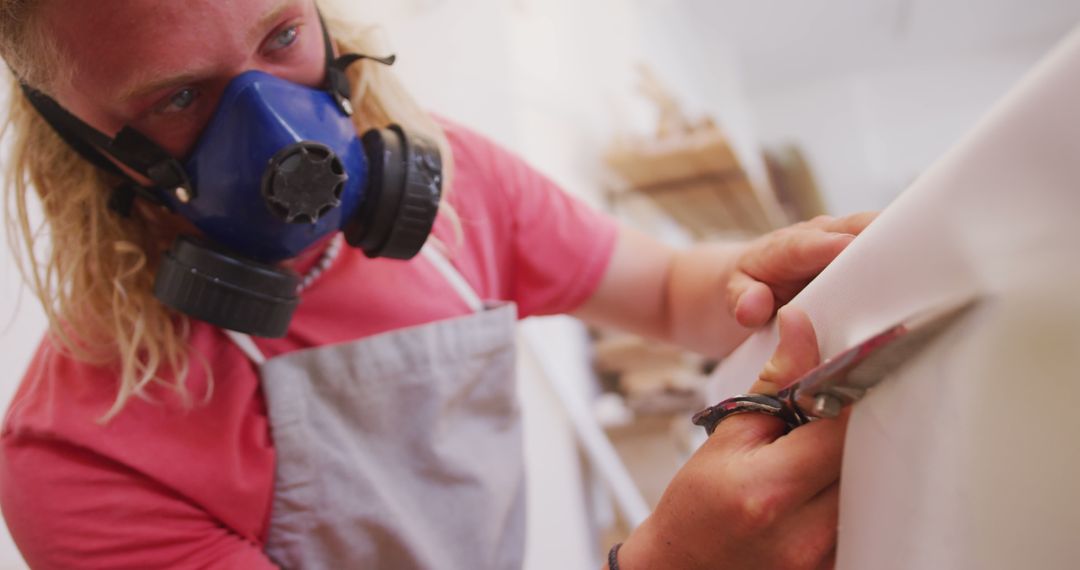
top-left (1, 0), bottom-right (453, 419)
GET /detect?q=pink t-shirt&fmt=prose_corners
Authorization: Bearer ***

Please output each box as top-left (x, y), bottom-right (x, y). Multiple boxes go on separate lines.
top-left (0, 120), bottom-right (618, 569)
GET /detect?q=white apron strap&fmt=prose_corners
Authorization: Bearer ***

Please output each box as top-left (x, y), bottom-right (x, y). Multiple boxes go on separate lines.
top-left (225, 329), bottom-right (268, 365)
top-left (420, 242), bottom-right (484, 312)
top-left (225, 241), bottom-right (484, 363)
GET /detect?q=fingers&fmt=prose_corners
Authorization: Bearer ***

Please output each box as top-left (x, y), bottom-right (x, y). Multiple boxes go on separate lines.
top-left (756, 409), bottom-right (850, 504)
top-left (728, 213), bottom-right (876, 328)
top-left (735, 303), bottom-right (844, 535)
top-left (706, 306), bottom-right (821, 451)
top-left (783, 230), bottom-right (854, 279)
top-left (742, 229), bottom-right (853, 288)
top-left (706, 412), bottom-right (789, 453)
top-left (773, 483), bottom-right (841, 570)
top-left (745, 212), bottom-right (873, 282)
top-left (817, 549), bottom-right (837, 570)
top-left (752, 306), bottom-right (820, 395)
top-left (728, 272), bottom-right (776, 328)
top-left (744, 306), bottom-right (839, 504)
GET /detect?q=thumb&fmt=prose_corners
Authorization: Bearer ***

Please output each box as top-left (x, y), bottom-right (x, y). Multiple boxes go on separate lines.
top-left (752, 306), bottom-right (820, 395)
top-left (729, 271), bottom-right (776, 328)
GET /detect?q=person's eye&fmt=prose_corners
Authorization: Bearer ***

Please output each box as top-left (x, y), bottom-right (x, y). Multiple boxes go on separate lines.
top-left (269, 24), bottom-right (300, 51)
top-left (157, 87), bottom-right (199, 114)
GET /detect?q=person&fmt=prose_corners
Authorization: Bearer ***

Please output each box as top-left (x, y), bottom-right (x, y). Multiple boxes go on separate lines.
top-left (0, 1), bottom-right (872, 568)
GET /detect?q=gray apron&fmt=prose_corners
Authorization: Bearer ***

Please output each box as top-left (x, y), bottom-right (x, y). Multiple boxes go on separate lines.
top-left (226, 245), bottom-right (525, 569)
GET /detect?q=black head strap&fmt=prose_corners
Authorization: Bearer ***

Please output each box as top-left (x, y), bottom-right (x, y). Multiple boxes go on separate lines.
top-left (17, 9), bottom-right (395, 216)
top-left (19, 84), bottom-right (123, 176)
top-left (18, 82), bottom-right (189, 190)
top-left (317, 10), bottom-right (395, 115)
top-left (18, 82), bottom-right (179, 216)
top-left (107, 181), bottom-right (170, 217)
top-left (110, 126), bottom-right (189, 191)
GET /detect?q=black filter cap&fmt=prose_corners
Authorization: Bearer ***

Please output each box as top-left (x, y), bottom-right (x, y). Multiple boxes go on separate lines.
top-left (154, 237), bottom-right (300, 338)
top-left (343, 125), bottom-right (442, 259)
top-left (261, 142), bottom-right (347, 224)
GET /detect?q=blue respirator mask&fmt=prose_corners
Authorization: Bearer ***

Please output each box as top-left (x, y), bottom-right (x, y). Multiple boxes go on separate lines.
top-left (19, 16), bottom-right (442, 337)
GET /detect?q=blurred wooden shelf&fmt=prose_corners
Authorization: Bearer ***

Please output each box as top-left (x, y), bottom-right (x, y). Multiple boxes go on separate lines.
top-left (605, 127), bottom-right (786, 238)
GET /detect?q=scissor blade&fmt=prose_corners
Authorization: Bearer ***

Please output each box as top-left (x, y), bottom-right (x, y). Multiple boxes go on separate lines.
top-left (785, 296), bottom-right (979, 416)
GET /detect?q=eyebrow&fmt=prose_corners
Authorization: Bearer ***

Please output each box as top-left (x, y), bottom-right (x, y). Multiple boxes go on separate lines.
top-left (248, 0), bottom-right (298, 48)
top-left (118, 69), bottom-right (208, 103)
top-left (116, 0), bottom-right (298, 103)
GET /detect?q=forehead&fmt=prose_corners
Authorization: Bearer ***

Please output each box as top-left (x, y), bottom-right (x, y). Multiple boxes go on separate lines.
top-left (38, 0), bottom-right (293, 95)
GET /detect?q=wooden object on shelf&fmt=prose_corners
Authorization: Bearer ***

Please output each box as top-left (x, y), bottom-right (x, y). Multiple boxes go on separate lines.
top-left (604, 65), bottom-right (788, 239)
top-left (764, 144), bottom-right (829, 222)
top-left (592, 332), bottom-right (707, 415)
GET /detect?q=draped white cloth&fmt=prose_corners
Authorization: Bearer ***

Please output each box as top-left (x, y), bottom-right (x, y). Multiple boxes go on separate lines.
top-left (708, 25), bottom-right (1080, 570)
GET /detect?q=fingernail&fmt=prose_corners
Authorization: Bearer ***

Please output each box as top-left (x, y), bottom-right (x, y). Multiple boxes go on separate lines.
top-left (751, 379), bottom-right (780, 396)
top-left (760, 360), bottom-right (777, 382)
top-left (758, 355), bottom-right (786, 383)
top-left (777, 305), bottom-right (795, 329)
top-left (734, 294), bottom-right (754, 326)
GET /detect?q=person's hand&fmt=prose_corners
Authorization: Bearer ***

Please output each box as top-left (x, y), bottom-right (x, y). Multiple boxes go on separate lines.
top-left (616, 307), bottom-right (847, 570)
top-left (729, 213), bottom-right (876, 328)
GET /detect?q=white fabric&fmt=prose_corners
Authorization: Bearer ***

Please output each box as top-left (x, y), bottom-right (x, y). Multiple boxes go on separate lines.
top-left (260, 302), bottom-right (523, 569)
top-left (221, 243), bottom-right (526, 569)
top-left (708, 26), bottom-right (1080, 569)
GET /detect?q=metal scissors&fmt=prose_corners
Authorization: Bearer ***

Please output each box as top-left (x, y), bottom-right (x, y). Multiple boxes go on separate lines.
top-left (693, 297), bottom-right (979, 436)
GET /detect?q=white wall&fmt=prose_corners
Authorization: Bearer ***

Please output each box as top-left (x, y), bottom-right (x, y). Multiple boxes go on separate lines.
top-left (364, 0), bottom-right (765, 205)
top-left (0, 261), bottom-right (38, 570)
top-left (0, 81), bottom-right (41, 570)
top-left (749, 39), bottom-right (1063, 213)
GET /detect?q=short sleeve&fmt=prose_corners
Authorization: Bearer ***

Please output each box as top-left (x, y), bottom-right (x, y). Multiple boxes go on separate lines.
top-left (439, 120), bottom-right (619, 318)
top-left (0, 436), bottom-right (278, 570)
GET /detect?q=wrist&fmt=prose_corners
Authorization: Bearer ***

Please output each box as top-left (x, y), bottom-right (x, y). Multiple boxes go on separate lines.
top-left (606, 543), bottom-right (623, 570)
top-left (666, 240), bottom-right (756, 357)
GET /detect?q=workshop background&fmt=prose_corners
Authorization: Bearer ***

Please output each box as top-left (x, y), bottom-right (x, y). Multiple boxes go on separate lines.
top-left (1, 0), bottom-right (1077, 568)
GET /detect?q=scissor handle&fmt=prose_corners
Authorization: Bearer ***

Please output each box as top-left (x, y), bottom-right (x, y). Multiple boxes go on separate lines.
top-left (692, 393), bottom-right (810, 435)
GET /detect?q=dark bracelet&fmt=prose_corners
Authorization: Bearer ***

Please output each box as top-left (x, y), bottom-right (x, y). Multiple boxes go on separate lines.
top-left (608, 542), bottom-right (623, 570)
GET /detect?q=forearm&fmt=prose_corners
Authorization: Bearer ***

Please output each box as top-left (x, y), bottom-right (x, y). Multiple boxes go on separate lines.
top-left (573, 225), bottom-right (754, 358)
